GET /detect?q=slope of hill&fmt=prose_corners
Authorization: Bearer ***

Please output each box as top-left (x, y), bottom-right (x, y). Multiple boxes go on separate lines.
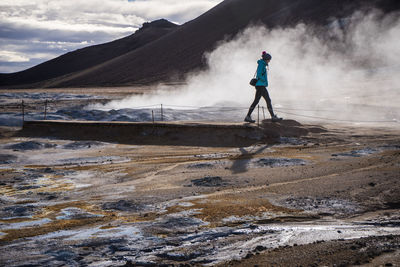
top-left (0, 19), bottom-right (178, 88)
top-left (1, 0), bottom-right (399, 88)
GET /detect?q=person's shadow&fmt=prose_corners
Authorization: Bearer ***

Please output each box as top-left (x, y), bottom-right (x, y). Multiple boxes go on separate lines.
top-left (230, 145), bottom-right (269, 174)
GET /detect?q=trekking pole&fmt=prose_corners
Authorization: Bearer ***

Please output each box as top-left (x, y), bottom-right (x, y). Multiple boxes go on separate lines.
top-left (257, 105), bottom-right (260, 127)
top-left (44, 99), bottom-right (48, 120)
top-left (152, 110), bottom-right (155, 123)
top-left (262, 106), bottom-right (265, 119)
top-left (22, 100), bottom-right (25, 125)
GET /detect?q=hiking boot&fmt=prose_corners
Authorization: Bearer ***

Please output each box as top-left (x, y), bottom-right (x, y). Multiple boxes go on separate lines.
top-left (271, 114), bottom-right (282, 122)
top-left (244, 115), bottom-right (255, 123)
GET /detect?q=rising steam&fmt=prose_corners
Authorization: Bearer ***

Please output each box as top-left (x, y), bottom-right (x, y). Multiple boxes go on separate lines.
top-left (92, 9), bottom-right (400, 123)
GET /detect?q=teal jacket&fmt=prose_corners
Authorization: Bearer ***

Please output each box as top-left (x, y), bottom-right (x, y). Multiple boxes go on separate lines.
top-left (255, 59), bottom-right (268, 87)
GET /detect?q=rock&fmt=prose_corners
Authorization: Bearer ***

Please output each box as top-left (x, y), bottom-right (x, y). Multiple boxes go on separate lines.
top-left (254, 245), bottom-right (267, 252)
top-left (191, 176), bottom-right (227, 187)
top-left (5, 141), bottom-right (56, 150)
top-left (102, 200), bottom-right (146, 212)
top-left (0, 154), bottom-right (17, 164)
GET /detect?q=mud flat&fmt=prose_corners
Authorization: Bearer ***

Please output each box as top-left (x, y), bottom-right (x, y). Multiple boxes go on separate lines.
top-left (0, 120), bottom-right (400, 266)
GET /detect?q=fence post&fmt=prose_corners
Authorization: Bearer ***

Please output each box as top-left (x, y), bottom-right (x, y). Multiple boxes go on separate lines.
top-left (44, 99), bottom-right (48, 120)
top-left (22, 100), bottom-right (25, 125)
top-left (161, 104), bottom-right (163, 121)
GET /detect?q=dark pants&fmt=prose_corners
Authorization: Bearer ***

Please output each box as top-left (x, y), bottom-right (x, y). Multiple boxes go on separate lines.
top-left (247, 86), bottom-right (274, 117)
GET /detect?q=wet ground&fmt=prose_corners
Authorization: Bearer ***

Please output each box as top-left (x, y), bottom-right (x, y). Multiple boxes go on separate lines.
top-left (0, 122), bottom-right (400, 266)
top-left (1, 88), bottom-right (400, 266)
top-left (0, 90), bottom-right (251, 127)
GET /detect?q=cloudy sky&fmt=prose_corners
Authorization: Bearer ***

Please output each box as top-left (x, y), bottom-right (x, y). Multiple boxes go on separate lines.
top-left (0, 0), bottom-right (222, 73)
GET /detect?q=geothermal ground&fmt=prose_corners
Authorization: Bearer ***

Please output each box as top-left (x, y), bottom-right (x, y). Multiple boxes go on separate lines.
top-left (0, 88), bottom-right (400, 266)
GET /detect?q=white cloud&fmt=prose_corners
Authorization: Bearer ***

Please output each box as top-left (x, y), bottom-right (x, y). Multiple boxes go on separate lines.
top-left (0, 50), bottom-right (30, 62)
top-left (0, 0), bottom-right (223, 73)
top-left (125, 0), bottom-right (223, 23)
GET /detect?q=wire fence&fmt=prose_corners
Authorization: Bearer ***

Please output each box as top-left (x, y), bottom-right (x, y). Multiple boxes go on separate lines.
top-left (14, 98), bottom-right (399, 126)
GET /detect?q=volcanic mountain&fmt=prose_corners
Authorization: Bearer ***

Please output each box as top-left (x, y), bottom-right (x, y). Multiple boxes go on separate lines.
top-left (1, 0), bottom-right (399, 88)
top-left (0, 19), bottom-right (178, 88)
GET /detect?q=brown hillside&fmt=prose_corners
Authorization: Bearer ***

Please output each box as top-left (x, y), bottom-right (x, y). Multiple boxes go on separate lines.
top-left (1, 0), bottom-right (399, 88)
top-left (0, 19), bottom-right (178, 88)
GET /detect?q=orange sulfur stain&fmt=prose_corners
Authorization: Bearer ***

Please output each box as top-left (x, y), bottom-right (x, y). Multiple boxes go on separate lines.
top-left (167, 193), bottom-right (299, 227)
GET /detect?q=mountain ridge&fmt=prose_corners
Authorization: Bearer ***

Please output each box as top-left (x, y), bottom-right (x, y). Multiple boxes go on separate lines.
top-left (1, 0), bottom-right (400, 89)
top-left (0, 19), bottom-right (178, 88)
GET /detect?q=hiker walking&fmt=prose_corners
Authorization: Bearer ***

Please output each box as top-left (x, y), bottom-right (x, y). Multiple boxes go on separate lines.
top-left (245, 51), bottom-right (282, 123)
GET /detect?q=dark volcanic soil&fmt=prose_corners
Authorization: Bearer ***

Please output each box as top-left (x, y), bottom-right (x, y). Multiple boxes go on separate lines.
top-left (227, 235), bottom-right (400, 266)
top-left (0, 120), bottom-right (400, 266)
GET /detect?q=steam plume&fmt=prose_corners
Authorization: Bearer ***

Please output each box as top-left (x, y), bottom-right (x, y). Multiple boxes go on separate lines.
top-left (93, 9), bottom-right (400, 123)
